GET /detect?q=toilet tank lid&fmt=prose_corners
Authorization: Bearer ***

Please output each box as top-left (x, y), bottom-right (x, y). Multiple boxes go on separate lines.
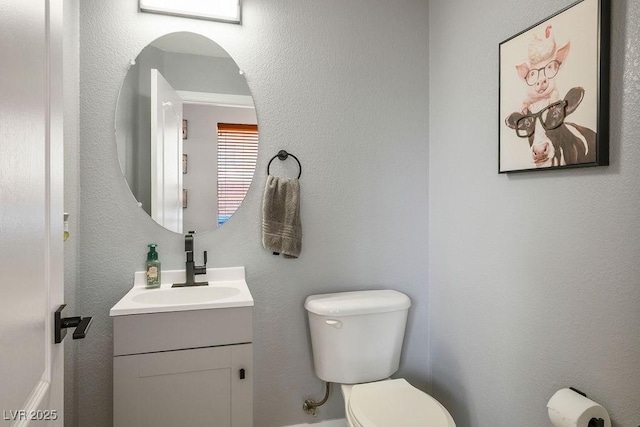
top-left (305, 290), bottom-right (411, 316)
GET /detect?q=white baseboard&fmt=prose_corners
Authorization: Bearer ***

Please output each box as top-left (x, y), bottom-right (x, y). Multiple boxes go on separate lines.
top-left (283, 419), bottom-right (347, 427)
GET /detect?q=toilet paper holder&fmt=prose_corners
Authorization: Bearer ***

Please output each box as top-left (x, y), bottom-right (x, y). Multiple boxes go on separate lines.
top-left (547, 387), bottom-right (607, 427)
top-left (588, 419), bottom-right (605, 427)
top-left (569, 388), bottom-right (605, 427)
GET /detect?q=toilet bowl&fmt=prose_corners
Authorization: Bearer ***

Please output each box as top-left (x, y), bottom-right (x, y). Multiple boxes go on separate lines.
top-left (342, 379), bottom-right (455, 427)
top-left (304, 290), bottom-right (456, 427)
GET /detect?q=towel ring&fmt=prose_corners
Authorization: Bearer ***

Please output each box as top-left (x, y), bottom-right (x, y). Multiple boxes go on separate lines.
top-left (267, 150), bottom-right (302, 179)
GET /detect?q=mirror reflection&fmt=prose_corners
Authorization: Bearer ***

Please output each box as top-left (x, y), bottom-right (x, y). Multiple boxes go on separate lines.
top-left (115, 32), bottom-right (258, 234)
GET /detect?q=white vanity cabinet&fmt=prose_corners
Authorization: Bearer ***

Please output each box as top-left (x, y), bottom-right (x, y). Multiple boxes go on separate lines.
top-left (113, 307), bottom-right (253, 427)
top-left (111, 267), bottom-right (254, 427)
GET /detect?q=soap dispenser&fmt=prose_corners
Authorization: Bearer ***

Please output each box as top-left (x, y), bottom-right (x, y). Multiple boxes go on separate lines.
top-left (146, 243), bottom-right (161, 288)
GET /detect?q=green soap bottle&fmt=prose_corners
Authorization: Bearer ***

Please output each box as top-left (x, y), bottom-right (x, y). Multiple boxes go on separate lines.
top-left (146, 243), bottom-right (161, 288)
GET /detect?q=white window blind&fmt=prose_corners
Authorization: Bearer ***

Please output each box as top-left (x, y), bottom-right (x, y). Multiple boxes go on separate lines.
top-left (217, 123), bottom-right (259, 226)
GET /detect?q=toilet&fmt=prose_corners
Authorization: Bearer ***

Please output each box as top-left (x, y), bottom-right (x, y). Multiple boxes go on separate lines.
top-left (305, 290), bottom-right (455, 427)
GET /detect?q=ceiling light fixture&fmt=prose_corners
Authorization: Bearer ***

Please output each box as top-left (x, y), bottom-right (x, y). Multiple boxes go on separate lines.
top-left (139, 0), bottom-right (241, 24)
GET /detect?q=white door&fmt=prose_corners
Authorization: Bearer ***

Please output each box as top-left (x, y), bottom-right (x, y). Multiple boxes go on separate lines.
top-left (150, 69), bottom-right (183, 234)
top-left (0, 0), bottom-right (64, 426)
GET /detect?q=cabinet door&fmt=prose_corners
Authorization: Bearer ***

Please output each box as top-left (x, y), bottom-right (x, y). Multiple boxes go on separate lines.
top-left (114, 344), bottom-right (252, 427)
top-left (230, 343), bottom-right (253, 426)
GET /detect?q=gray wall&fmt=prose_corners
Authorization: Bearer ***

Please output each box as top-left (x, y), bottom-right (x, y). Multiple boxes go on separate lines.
top-left (63, 0), bottom-right (80, 425)
top-left (77, 1), bottom-right (429, 426)
top-left (429, 1), bottom-right (640, 426)
top-left (72, 1), bottom-right (640, 426)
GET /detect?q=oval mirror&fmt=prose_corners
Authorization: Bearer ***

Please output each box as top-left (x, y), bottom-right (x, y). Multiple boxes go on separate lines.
top-left (115, 32), bottom-right (258, 234)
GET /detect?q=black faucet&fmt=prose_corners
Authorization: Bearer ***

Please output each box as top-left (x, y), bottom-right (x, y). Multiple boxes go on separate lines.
top-left (173, 234), bottom-right (208, 287)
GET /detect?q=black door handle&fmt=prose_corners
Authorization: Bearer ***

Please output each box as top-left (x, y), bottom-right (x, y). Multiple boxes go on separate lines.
top-left (72, 316), bottom-right (93, 339)
top-left (54, 304), bottom-right (93, 344)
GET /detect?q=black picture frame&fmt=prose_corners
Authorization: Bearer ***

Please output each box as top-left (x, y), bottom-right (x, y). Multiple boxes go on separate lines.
top-left (498, 0), bottom-right (610, 173)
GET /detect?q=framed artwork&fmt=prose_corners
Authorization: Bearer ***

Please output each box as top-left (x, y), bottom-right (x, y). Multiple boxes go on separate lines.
top-left (499, 0), bottom-right (610, 173)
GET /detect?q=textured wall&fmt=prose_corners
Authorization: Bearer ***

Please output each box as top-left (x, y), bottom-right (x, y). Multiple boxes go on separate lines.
top-left (77, 1), bottom-right (429, 426)
top-left (63, 0), bottom-right (80, 425)
top-left (429, 1), bottom-right (640, 426)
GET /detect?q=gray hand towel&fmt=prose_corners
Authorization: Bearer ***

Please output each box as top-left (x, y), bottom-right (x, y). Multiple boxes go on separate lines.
top-left (262, 175), bottom-right (302, 258)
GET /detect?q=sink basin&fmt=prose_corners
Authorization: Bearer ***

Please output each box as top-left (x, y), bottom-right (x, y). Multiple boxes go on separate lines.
top-left (131, 286), bottom-right (241, 305)
top-left (109, 267), bottom-right (253, 316)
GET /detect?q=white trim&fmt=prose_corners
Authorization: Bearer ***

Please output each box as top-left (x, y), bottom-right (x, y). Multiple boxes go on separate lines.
top-left (282, 419), bottom-right (347, 427)
top-left (44, 0), bottom-right (53, 386)
top-left (11, 378), bottom-right (50, 427)
top-left (176, 90), bottom-right (255, 109)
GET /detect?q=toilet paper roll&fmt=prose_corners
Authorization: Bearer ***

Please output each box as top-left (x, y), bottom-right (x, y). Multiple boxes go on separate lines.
top-left (547, 388), bottom-right (611, 427)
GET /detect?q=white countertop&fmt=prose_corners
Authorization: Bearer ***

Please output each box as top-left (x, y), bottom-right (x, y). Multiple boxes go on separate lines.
top-left (109, 266), bottom-right (254, 316)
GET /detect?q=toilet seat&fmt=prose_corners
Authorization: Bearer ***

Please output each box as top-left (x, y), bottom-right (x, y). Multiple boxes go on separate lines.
top-left (346, 379), bottom-right (455, 427)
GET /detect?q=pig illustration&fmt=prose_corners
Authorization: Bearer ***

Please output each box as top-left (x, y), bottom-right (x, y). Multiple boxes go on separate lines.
top-left (516, 26), bottom-right (570, 114)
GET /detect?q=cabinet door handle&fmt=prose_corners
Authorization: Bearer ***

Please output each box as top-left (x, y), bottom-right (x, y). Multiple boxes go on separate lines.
top-left (239, 368), bottom-right (246, 380)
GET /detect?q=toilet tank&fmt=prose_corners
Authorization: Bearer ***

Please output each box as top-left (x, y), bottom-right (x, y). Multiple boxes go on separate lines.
top-left (304, 290), bottom-right (411, 384)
